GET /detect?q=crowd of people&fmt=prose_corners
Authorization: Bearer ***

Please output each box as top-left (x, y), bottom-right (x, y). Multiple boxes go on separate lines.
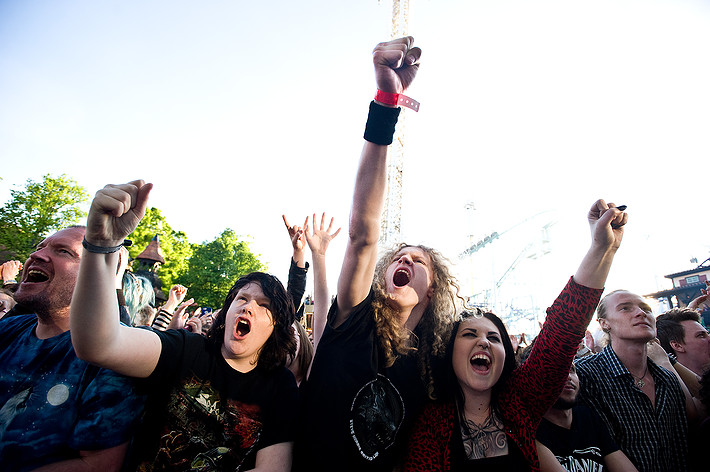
top-left (1, 37), bottom-right (709, 472)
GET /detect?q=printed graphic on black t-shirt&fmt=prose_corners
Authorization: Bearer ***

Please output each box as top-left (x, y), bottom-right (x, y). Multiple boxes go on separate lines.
top-left (349, 374), bottom-right (405, 461)
top-left (554, 447), bottom-right (605, 472)
top-left (140, 376), bottom-right (262, 472)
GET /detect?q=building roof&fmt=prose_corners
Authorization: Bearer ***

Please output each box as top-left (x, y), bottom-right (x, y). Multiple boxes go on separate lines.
top-left (136, 234), bottom-right (165, 264)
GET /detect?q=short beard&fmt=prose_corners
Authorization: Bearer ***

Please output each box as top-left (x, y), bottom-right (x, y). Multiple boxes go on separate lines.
top-left (552, 396), bottom-right (577, 410)
top-left (14, 288), bottom-right (71, 322)
top-left (14, 290), bottom-right (51, 319)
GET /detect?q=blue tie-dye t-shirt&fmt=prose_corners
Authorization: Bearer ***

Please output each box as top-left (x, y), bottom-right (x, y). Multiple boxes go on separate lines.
top-left (0, 314), bottom-right (145, 471)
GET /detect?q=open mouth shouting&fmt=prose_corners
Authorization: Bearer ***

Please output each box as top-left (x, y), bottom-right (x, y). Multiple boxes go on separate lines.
top-left (24, 268), bottom-right (50, 284)
top-left (234, 317), bottom-right (251, 339)
top-left (470, 353), bottom-right (492, 375)
top-left (393, 268), bottom-right (411, 287)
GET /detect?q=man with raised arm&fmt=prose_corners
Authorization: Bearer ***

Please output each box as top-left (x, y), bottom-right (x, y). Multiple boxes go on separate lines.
top-left (0, 225), bottom-right (144, 471)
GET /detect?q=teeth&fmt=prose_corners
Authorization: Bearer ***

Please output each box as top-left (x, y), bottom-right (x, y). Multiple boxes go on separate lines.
top-left (393, 269), bottom-right (410, 287)
top-left (236, 319), bottom-right (251, 336)
top-left (470, 354), bottom-right (491, 366)
top-left (27, 270), bottom-right (49, 282)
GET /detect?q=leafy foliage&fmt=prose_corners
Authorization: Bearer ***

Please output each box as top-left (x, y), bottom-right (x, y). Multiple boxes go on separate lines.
top-left (127, 207), bottom-right (192, 291)
top-left (180, 229), bottom-right (265, 309)
top-left (0, 174), bottom-right (89, 260)
top-left (0, 173), bottom-right (265, 308)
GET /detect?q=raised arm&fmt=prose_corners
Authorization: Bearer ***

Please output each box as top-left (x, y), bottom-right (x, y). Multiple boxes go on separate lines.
top-left (283, 215), bottom-right (308, 309)
top-left (305, 213), bottom-right (341, 350)
top-left (688, 281), bottom-right (709, 310)
top-left (71, 180), bottom-right (162, 378)
top-left (518, 200), bottom-right (627, 418)
top-left (335, 37), bottom-right (421, 326)
top-left (1, 259), bottom-right (22, 287)
top-left (573, 200), bottom-right (627, 289)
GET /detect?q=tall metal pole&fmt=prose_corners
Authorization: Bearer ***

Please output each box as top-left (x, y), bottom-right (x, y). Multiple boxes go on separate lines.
top-left (379, 0), bottom-right (409, 247)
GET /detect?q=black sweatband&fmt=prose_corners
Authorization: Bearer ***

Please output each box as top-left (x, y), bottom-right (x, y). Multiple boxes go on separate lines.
top-left (82, 237), bottom-right (124, 254)
top-left (364, 101), bottom-right (401, 145)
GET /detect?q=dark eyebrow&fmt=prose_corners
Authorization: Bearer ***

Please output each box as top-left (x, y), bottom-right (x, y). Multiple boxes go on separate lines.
top-left (460, 327), bottom-right (499, 336)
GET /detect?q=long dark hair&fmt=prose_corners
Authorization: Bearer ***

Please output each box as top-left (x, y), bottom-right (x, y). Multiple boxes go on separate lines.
top-left (444, 309), bottom-right (517, 414)
top-left (206, 272), bottom-right (296, 371)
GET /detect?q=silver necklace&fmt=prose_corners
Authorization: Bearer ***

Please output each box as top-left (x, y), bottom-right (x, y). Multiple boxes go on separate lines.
top-left (632, 365), bottom-right (649, 388)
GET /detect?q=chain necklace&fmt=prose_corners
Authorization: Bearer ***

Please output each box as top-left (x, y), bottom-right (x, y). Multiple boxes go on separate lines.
top-left (460, 408), bottom-right (507, 459)
top-left (631, 364), bottom-right (649, 388)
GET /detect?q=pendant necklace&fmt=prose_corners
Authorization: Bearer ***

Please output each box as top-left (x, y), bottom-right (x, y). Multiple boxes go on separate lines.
top-left (632, 365), bottom-right (648, 388)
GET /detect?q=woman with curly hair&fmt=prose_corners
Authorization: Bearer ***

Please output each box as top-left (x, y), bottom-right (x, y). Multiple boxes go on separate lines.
top-left (70, 180), bottom-right (298, 471)
top-left (294, 37), bottom-right (461, 472)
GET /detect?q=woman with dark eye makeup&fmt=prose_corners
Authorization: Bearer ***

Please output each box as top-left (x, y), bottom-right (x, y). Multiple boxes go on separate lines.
top-left (403, 199), bottom-right (628, 472)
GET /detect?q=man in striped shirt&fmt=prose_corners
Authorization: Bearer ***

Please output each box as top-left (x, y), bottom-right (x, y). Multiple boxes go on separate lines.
top-left (575, 290), bottom-right (692, 472)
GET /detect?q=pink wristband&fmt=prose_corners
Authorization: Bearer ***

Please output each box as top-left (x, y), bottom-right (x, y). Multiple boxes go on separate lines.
top-left (375, 90), bottom-right (420, 112)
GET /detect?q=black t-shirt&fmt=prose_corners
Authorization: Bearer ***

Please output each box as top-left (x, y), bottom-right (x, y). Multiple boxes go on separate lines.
top-left (130, 329), bottom-right (298, 471)
top-left (295, 291), bottom-right (428, 472)
top-left (536, 405), bottom-right (619, 471)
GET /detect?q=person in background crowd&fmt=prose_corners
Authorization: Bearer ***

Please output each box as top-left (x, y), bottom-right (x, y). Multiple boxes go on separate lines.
top-left (151, 284), bottom-right (189, 330)
top-left (283, 214), bottom-right (312, 385)
top-left (0, 260), bottom-right (22, 318)
top-left (517, 341), bottom-right (638, 472)
top-left (0, 287), bottom-right (16, 319)
top-left (282, 212), bottom-right (341, 385)
top-left (656, 307), bottom-right (710, 377)
top-left (1, 259), bottom-right (22, 288)
top-left (304, 212), bottom-right (341, 352)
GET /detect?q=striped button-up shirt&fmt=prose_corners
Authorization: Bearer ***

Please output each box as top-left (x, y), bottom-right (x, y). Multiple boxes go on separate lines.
top-left (575, 345), bottom-right (688, 472)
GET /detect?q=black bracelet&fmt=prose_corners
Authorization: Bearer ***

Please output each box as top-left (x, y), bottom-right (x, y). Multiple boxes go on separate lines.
top-left (364, 101), bottom-right (401, 145)
top-left (82, 237), bottom-right (124, 254)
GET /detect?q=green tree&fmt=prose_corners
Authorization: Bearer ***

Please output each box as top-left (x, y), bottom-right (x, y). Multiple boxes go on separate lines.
top-left (127, 207), bottom-right (192, 291)
top-left (0, 174), bottom-right (89, 260)
top-left (180, 229), bottom-right (264, 309)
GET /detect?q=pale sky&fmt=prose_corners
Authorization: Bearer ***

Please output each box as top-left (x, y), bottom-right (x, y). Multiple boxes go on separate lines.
top-left (2, 0), bottom-right (709, 334)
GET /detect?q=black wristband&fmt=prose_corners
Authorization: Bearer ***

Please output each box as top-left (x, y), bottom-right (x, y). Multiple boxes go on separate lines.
top-left (364, 101), bottom-right (401, 145)
top-left (82, 238), bottom-right (124, 254)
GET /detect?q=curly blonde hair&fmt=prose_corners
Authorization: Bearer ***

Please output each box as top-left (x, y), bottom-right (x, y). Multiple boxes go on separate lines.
top-left (371, 243), bottom-right (462, 399)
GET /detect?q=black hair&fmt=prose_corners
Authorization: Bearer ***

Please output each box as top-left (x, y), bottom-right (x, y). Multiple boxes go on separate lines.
top-left (206, 272), bottom-right (296, 371)
top-left (444, 309), bottom-right (517, 413)
top-left (656, 307), bottom-right (702, 354)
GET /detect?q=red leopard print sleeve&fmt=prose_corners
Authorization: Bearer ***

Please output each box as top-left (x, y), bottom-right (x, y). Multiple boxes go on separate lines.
top-left (402, 277), bottom-right (602, 472)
